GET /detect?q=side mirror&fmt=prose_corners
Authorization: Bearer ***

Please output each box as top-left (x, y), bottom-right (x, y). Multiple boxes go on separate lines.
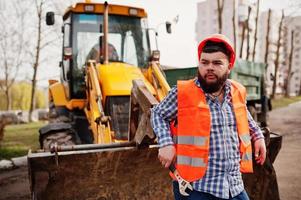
top-left (166, 22), bottom-right (172, 34)
top-left (46, 12), bottom-right (55, 25)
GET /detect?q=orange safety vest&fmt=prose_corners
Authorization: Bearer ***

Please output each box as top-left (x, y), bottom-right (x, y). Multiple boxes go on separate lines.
top-left (171, 79), bottom-right (253, 182)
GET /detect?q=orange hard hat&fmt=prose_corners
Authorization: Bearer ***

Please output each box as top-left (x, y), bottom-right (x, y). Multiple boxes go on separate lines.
top-left (198, 34), bottom-right (236, 69)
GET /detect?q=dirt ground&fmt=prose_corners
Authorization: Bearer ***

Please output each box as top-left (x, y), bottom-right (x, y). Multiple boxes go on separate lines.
top-left (0, 166), bottom-right (30, 200)
top-left (0, 101), bottom-right (301, 200)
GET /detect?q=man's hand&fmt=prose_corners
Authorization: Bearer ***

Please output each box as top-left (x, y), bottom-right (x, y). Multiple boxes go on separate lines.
top-left (254, 138), bottom-right (266, 165)
top-left (158, 145), bottom-right (176, 168)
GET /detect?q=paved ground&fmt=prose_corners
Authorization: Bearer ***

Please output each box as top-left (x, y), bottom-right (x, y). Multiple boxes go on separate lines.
top-left (0, 101), bottom-right (301, 200)
top-left (269, 101), bottom-right (301, 200)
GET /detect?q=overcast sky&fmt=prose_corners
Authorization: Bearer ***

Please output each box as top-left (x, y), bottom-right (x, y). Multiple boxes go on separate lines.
top-left (105, 0), bottom-right (293, 67)
top-left (35, 0), bottom-right (295, 87)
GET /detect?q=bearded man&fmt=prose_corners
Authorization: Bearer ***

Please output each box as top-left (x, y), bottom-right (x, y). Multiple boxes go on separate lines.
top-left (151, 34), bottom-right (266, 200)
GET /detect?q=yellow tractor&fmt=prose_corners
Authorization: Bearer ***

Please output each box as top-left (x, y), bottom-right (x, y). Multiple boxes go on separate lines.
top-left (28, 1), bottom-right (173, 199)
top-left (27, 1), bottom-right (282, 200)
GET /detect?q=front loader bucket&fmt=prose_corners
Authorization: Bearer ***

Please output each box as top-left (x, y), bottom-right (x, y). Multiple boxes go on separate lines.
top-left (28, 145), bottom-right (173, 200)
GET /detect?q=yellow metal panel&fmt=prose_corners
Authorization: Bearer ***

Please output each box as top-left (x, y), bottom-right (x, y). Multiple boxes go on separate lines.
top-left (150, 62), bottom-right (171, 101)
top-left (49, 82), bottom-right (68, 106)
top-left (84, 61), bottom-right (113, 144)
top-left (97, 62), bottom-right (155, 102)
top-left (49, 82), bottom-right (86, 109)
top-left (63, 2), bottom-right (147, 20)
top-left (65, 99), bottom-right (86, 110)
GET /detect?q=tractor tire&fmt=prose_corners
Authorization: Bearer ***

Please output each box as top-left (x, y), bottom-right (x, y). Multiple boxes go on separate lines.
top-left (48, 101), bottom-right (57, 120)
top-left (48, 100), bottom-right (70, 123)
top-left (42, 131), bottom-right (76, 150)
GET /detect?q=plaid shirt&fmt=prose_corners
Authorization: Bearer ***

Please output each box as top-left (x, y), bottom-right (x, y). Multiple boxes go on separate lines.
top-left (151, 79), bottom-right (264, 199)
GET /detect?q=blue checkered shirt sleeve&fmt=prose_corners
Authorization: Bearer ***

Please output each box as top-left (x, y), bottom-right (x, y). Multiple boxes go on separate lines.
top-left (247, 109), bottom-right (264, 141)
top-left (150, 86), bottom-right (178, 148)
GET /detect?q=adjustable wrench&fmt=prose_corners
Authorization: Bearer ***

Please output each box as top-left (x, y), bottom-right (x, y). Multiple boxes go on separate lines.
top-left (169, 163), bottom-right (193, 196)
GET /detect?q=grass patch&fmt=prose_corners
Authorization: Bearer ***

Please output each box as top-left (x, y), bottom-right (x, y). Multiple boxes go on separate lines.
top-left (272, 96), bottom-right (301, 110)
top-left (0, 122), bottom-right (45, 160)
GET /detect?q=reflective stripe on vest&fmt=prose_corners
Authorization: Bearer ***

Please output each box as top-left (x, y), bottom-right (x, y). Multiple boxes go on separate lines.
top-left (174, 79), bottom-right (253, 182)
top-left (174, 135), bottom-right (207, 146)
top-left (240, 133), bottom-right (251, 146)
top-left (242, 152), bottom-right (252, 161)
top-left (177, 155), bottom-right (207, 167)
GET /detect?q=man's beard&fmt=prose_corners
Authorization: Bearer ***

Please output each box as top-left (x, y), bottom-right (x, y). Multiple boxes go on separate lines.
top-left (197, 71), bottom-right (229, 93)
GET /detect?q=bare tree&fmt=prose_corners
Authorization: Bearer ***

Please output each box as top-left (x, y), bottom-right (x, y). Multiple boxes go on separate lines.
top-left (271, 10), bottom-right (285, 99)
top-left (239, 21), bottom-right (246, 58)
top-left (264, 9), bottom-right (272, 67)
top-left (252, 0), bottom-right (260, 61)
top-left (28, 0), bottom-right (44, 121)
top-left (285, 30), bottom-right (294, 97)
top-left (246, 6), bottom-right (252, 60)
top-left (299, 74), bottom-right (301, 95)
top-left (0, 1), bottom-right (26, 110)
top-left (217, 0), bottom-right (225, 34)
top-left (239, 6), bottom-right (251, 59)
top-left (26, 0), bottom-right (62, 121)
top-left (232, 0), bottom-right (237, 52)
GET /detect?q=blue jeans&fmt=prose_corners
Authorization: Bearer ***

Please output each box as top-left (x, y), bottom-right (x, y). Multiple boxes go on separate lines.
top-left (172, 181), bottom-right (250, 200)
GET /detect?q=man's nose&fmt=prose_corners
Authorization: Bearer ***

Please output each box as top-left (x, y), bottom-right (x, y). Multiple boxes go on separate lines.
top-left (206, 62), bottom-right (215, 70)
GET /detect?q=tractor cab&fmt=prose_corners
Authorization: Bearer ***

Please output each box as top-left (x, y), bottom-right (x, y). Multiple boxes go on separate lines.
top-left (47, 2), bottom-right (152, 99)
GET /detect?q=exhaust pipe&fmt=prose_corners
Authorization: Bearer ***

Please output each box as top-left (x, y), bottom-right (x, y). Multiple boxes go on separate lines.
top-left (103, 1), bottom-right (109, 64)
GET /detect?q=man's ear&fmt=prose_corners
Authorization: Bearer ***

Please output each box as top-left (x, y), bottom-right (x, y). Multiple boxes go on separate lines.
top-left (228, 64), bottom-right (231, 72)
